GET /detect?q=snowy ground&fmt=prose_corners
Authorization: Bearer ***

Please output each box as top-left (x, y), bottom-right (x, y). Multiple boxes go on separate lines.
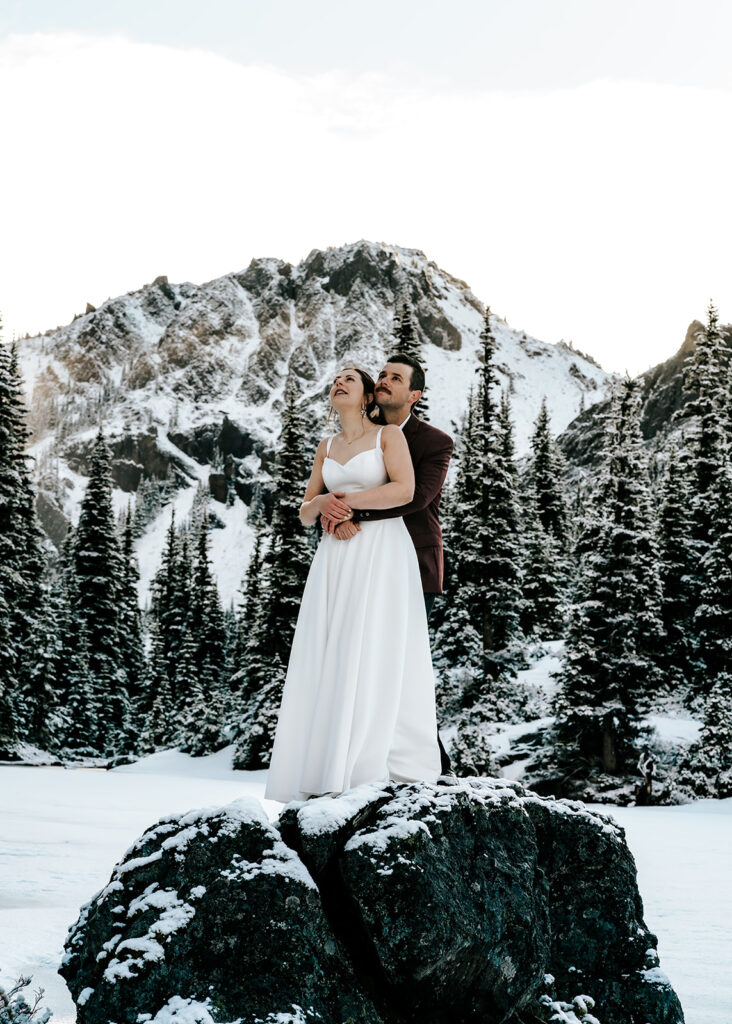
top-left (0, 750), bottom-right (729, 1024)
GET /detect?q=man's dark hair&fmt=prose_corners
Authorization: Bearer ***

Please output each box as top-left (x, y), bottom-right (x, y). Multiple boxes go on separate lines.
top-left (385, 353), bottom-right (425, 394)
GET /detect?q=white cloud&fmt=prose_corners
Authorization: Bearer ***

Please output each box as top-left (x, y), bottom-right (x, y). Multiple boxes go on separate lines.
top-left (1, 31), bottom-right (730, 373)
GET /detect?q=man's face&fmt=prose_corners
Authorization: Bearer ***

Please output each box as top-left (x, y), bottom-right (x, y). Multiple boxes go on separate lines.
top-left (374, 362), bottom-right (421, 410)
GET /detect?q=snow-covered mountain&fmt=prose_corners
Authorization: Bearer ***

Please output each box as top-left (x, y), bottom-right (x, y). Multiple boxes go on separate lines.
top-left (17, 240), bottom-right (613, 605)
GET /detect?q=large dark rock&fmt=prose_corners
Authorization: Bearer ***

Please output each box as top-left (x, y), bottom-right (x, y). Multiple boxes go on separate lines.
top-left (61, 778), bottom-right (684, 1024)
top-left (60, 800), bottom-right (382, 1024)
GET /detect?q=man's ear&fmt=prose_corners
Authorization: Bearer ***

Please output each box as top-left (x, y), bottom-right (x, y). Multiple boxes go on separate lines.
top-left (408, 389), bottom-right (423, 407)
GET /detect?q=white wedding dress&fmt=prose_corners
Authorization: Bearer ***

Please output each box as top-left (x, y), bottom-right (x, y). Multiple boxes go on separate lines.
top-left (264, 427), bottom-right (442, 803)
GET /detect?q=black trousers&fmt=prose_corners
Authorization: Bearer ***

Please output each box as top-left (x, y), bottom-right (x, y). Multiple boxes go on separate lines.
top-left (424, 593), bottom-right (453, 775)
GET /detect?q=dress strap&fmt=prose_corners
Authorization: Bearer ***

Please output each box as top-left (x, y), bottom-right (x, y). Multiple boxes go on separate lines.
top-left (326, 434), bottom-right (334, 457)
top-left (375, 426), bottom-right (384, 450)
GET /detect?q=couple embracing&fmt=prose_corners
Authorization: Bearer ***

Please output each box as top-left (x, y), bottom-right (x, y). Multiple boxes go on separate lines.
top-left (264, 353), bottom-right (455, 803)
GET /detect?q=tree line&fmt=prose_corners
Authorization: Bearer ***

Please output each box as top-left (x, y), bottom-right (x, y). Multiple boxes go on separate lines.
top-left (1, 303), bottom-right (730, 800)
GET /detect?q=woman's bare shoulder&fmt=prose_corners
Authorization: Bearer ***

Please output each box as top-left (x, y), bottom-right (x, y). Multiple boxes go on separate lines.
top-left (381, 423), bottom-right (407, 444)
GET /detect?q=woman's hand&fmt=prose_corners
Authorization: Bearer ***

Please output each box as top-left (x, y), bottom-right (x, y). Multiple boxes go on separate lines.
top-left (319, 491), bottom-right (353, 521)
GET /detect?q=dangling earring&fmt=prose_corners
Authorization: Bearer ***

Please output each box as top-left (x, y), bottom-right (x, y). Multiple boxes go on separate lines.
top-left (361, 403), bottom-right (367, 418)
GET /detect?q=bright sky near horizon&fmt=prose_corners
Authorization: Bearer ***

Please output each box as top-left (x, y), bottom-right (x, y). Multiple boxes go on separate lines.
top-left (1, 0), bottom-right (731, 374)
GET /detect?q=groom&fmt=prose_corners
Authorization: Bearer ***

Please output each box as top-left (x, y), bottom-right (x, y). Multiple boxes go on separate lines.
top-left (321, 352), bottom-right (455, 777)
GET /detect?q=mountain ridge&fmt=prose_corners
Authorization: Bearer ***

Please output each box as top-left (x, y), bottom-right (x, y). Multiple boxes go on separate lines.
top-left (16, 239), bottom-right (614, 604)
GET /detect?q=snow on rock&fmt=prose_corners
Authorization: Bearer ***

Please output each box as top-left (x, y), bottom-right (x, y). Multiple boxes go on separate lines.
top-left (61, 795), bottom-right (381, 1024)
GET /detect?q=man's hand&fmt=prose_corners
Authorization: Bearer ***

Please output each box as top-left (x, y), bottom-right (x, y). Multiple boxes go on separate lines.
top-left (333, 521), bottom-right (361, 541)
top-left (319, 491), bottom-right (353, 522)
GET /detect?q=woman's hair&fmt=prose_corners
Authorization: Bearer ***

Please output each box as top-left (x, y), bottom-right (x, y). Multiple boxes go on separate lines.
top-left (327, 366), bottom-right (379, 430)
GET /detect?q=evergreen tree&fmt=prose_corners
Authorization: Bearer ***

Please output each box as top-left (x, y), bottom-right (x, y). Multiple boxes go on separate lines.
top-left (520, 399), bottom-right (569, 638)
top-left (72, 428), bottom-right (128, 752)
top-left (527, 397), bottom-right (568, 546)
top-left (683, 300), bottom-right (728, 547)
top-left (230, 512), bottom-right (269, 712)
top-left (0, 337), bottom-right (46, 746)
top-left (693, 455), bottom-right (732, 698)
top-left (117, 502), bottom-right (145, 745)
top-left (657, 440), bottom-right (698, 688)
top-left (235, 378), bottom-right (311, 767)
top-left (519, 495), bottom-right (566, 639)
top-left (450, 311), bottom-right (523, 678)
top-left (180, 521), bottom-right (227, 754)
top-left (149, 511), bottom-right (190, 707)
top-left (434, 312), bottom-right (524, 770)
top-left (59, 624), bottom-right (98, 755)
top-left (553, 378), bottom-right (665, 776)
top-left (677, 671), bottom-right (732, 797)
top-left (393, 294), bottom-right (429, 420)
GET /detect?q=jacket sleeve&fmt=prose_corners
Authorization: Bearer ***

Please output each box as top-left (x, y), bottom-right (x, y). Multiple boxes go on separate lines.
top-left (352, 436), bottom-right (453, 524)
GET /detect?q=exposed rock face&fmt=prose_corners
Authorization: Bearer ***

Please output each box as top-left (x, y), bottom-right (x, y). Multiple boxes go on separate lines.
top-left (61, 779), bottom-right (684, 1024)
top-left (557, 319), bottom-right (732, 473)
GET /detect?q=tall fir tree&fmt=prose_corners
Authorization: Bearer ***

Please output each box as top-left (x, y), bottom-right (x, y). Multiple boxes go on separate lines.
top-left (693, 454), bottom-right (732, 699)
top-left (116, 502), bottom-right (145, 745)
top-left (657, 440), bottom-right (698, 689)
top-left (683, 300), bottom-right (728, 549)
top-left (0, 337), bottom-right (46, 748)
top-left (235, 377), bottom-right (312, 768)
top-left (393, 294), bottom-right (429, 420)
top-left (72, 427), bottom-right (129, 752)
top-left (435, 311), bottom-right (524, 772)
top-left (180, 520), bottom-right (227, 754)
top-left (527, 397), bottom-right (569, 545)
top-left (230, 512), bottom-right (269, 716)
top-left (520, 398), bottom-right (569, 638)
top-left (149, 511), bottom-right (190, 709)
top-left (553, 378), bottom-right (665, 778)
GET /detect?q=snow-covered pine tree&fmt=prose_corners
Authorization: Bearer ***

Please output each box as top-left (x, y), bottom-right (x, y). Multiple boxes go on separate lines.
top-left (682, 300), bottom-right (729, 550)
top-left (235, 377), bottom-right (312, 768)
top-left (657, 440), bottom-right (698, 690)
top-left (141, 623), bottom-right (175, 752)
top-left (393, 294), bottom-right (429, 420)
top-left (116, 502), bottom-right (145, 747)
top-left (0, 338), bottom-right (46, 749)
top-left (693, 453), bottom-right (732, 701)
top-left (180, 522), bottom-right (227, 754)
top-left (72, 427), bottom-right (129, 753)
top-left (149, 511), bottom-right (190, 710)
top-left (520, 398), bottom-right (569, 638)
top-left (466, 313), bottom-right (523, 677)
top-left (434, 312), bottom-right (524, 771)
top-left (230, 512), bottom-right (269, 715)
top-left (59, 623), bottom-right (99, 755)
top-left (676, 671), bottom-right (732, 798)
top-left (553, 377), bottom-right (665, 779)
top-left (527, 397), bottom-right (569, 546)
top-left (519, 492), bottom-right (566, 640)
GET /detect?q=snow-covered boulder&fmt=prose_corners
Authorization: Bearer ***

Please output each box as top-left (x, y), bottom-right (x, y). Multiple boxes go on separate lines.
top-left (59, 800), bottom-right (382, 1024)
top-left (61, 780), bottom-right (684, 1024)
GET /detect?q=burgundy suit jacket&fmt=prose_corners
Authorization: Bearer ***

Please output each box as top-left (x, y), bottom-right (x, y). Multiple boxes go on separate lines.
top-left (354, 413), bottom-right (454, 593)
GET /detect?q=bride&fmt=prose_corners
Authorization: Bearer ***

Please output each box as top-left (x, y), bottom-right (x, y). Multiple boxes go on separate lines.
top-left (263, 365), bottom-right (442, 803)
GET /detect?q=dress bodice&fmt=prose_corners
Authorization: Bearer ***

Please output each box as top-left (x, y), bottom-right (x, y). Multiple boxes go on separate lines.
top-left (322, 428), bottom-right (387, 493)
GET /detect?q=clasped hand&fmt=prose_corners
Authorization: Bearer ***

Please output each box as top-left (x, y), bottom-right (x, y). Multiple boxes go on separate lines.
top-left (319, 492), bottom-right (360, 540)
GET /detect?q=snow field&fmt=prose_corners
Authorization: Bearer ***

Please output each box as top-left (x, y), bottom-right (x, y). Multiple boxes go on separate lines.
top-left (0, 750), bottom-right (728, 1024)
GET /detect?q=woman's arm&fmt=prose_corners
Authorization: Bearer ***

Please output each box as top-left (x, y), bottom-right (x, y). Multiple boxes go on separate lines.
top-left (343, 425), bottom-right (415, 510)
top-left (299, 439), bottom-right (352, 526)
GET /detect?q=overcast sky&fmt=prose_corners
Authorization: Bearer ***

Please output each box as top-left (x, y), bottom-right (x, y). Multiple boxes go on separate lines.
top-left (1, 0), bottom-right (731, 373)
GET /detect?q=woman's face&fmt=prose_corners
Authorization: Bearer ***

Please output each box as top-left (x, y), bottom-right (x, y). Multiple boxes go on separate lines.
top-left (330, 368), bottom-right (368, 413)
